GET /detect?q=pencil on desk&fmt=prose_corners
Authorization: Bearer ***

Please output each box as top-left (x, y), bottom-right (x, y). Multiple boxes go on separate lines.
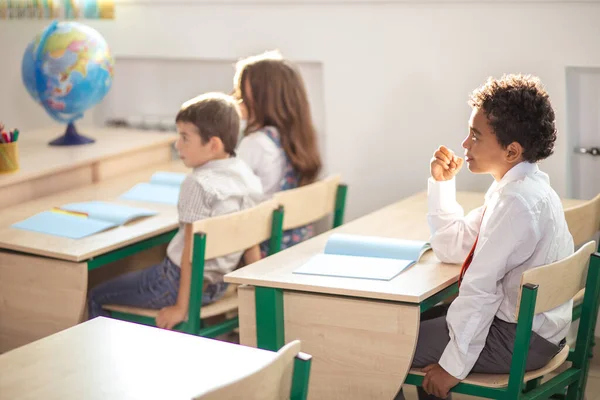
top-left (51, 207), bottom-right (89, 218)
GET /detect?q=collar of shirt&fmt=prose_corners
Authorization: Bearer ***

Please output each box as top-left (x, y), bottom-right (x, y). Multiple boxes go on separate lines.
top-left (484, 162), bottom-right (540, 202)
top-left (192, 157), bottom-right (237, 175)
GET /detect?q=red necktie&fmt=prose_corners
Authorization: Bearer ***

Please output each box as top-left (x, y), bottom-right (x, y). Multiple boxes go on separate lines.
top-left (458, 208), bottom-right (486, 286)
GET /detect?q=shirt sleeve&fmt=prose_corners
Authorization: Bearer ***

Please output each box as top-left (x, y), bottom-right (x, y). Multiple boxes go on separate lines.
top-left (177, 176), bottom-right (213, 224)
top-left (438, 196), bottom-right (538, 379)
top-left (427, 177), bottom-right (485, 264)
top-left (238, 133), bottom-right (285, 194)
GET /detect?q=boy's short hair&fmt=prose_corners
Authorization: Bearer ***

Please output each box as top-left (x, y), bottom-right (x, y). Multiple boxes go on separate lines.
top-left (469, 74), bottom-right (557, 162)
top-left (176, 92), bottom-right (240, 155)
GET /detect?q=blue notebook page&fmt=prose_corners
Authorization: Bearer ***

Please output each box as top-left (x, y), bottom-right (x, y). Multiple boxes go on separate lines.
top-left (150, 172), bottom-right (186, 187)
top-left (324, 234), bottom-right (430, 260)
top-left (61, 201), bottom-right (157, 225)
top-left (12, 202), bottom-right (158, 239)
top-left (12, 212), bottom-right (116, 239)
top-left (294, 254), bottom-right (414, 281)
top-left (120, 171), bottom-right (186, 205)
top-left (120, 183), bottom-right (180, 205)
top-left (293, 234), bottom-right (431, 281)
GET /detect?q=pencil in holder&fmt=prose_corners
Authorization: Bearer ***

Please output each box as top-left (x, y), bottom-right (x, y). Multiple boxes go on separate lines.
top-left (0, 142), bottom-right (19, 174)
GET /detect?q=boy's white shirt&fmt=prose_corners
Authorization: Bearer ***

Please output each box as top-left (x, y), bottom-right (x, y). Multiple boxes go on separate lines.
top-left (238, 129), bottom-right (287, 197)
top-left (428, 162), bottom-right (574, 380)
top-left (166, 157), bottom-right (263, 283)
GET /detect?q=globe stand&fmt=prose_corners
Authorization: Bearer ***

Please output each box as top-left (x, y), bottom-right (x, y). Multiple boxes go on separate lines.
top-left (48, 122), bottom-right (95, 146)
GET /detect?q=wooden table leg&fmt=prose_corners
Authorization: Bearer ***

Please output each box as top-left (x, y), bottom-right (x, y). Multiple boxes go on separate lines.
top-left (238, 285), bottom-right (420, 399)
top-left (0, 252), bottom-right (87, 353)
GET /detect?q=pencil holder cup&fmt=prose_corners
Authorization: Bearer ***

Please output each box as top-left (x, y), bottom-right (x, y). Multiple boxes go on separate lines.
top-left (0, 142), bottom-right (19, 174)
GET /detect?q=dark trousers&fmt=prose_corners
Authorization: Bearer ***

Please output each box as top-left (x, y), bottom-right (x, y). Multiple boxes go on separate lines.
top-left (394, 305), bottom-right (563, 400)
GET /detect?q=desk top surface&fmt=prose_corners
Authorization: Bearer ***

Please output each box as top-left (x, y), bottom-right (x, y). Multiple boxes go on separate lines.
top-left (0, 160), bottom-right (188, 262)
top-left (0, 318), bottom-right (277, 400)
top-left (0, 127), bottom-right (177, 187)
top-left (225, 191), bottom-right (585, 303)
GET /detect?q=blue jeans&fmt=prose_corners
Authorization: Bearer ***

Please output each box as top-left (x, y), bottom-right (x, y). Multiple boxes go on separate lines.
top-left (88, 257), bottom-right (229, 319)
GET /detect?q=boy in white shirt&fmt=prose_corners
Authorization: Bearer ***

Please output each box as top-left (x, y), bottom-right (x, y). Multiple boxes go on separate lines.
top-left (396, 75), bottom-right (573, 399)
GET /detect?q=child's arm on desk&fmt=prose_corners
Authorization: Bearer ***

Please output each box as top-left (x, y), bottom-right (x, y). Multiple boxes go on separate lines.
top-left (156, 223), bottom-right (193, 330)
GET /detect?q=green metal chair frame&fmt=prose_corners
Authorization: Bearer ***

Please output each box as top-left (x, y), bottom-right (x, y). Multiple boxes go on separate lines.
top-left (273, 174), bottom-right (348, 232)
top-left (106, 202), bottom-right (285, 338)
top-left (404, 242), bottom-right (600, 400)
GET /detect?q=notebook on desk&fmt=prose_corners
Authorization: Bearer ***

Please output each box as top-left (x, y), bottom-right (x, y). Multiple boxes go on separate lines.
top-left (120, 171), bottom-right (186, 205)
top-left (293, 234), bottom-right (431, 281)
top-left (12, 201), bottom-right (157, 239)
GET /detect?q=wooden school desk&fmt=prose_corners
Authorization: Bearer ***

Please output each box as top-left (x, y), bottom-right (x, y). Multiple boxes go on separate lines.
top-left (0, 317), bottom-right (278, 400)
top-left (0, 160), bottom-right (188, 353)
top-left (0, 127), bottom-right (177, 209)
top-left (225, 191), bottom-right (584, 400)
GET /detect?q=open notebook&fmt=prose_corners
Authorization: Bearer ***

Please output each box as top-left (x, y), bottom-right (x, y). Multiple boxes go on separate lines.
top-left (12, 201), bottom-right (157, 239)
top-left (293, 233), bottom-right (431, 281)
top-left (120, 171), bottom-right (186, 205)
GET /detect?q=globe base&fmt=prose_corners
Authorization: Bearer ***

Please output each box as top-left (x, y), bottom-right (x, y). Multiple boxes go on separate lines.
top-left (48, 122), bottom-right (95, 146)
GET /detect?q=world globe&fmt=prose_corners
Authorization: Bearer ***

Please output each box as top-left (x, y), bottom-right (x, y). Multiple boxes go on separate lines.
top-left (22, 20), bottom-right (114, 145)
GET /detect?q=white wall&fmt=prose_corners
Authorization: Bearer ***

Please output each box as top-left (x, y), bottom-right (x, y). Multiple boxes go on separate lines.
top-left (1, 1), bottom-right (600, 220)
top-left (92, 57), bottom-right (326, 158)
top-left (566, 67), bottom-right (600, 199)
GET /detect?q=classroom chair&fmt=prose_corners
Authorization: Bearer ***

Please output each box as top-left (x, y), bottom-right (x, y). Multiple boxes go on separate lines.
top-left (273, 174), bottom-right (347, 233)
top-left (103, 198), bottom-right (284, 338)
top-left (404, 241), bottom-right (600, 400)
top-left (565, 194), bottom-right (600, 323)
top-left (561, 194), bottom-right (600, 397)
top-left (194, 340), bottom-right (312, 400)
top-left (243, 174), bottom-right (346, 264)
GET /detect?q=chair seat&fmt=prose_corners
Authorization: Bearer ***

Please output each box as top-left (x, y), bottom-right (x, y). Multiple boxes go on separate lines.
top-left (407, 345), bottom-right (569, 388)
top-left (103, 284), bottom-right (238, 320)
top-left (573, 288), bottom-right (585, 306)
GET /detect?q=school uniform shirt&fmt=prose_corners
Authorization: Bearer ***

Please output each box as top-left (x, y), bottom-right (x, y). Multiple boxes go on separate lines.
top-left (428, 162), bottom-right (574, 380)
top-left (238, 129), bottom-right (287, 196)
top-left (166, 157), bottom-right (263, 284)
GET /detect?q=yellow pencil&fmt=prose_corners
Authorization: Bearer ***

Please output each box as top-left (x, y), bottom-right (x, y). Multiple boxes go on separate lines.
top-left (51, 207), bottom-right (88, 218)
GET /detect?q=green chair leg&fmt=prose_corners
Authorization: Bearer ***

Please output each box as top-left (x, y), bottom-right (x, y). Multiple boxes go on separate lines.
top-left (291, 352), bottom-right (312, 400)
top-left (185, 232), bottom-right (207, 334)
top-left (198, 317), bottom-right (239, 338)
top-left (571, 252), bottom-right (600, 400)
top-left (333, 184), bottom-right (347, 228)
top-left (505, 283), bottom-right (539, 398)
top-left (269, 206), bottom-right (284, 254)
top-left (524, 377), bottom-right (541, 393)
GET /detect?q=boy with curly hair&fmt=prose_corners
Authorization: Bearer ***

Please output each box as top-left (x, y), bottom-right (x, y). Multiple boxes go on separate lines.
top-left (396, 75), bottom-right (574, 400)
